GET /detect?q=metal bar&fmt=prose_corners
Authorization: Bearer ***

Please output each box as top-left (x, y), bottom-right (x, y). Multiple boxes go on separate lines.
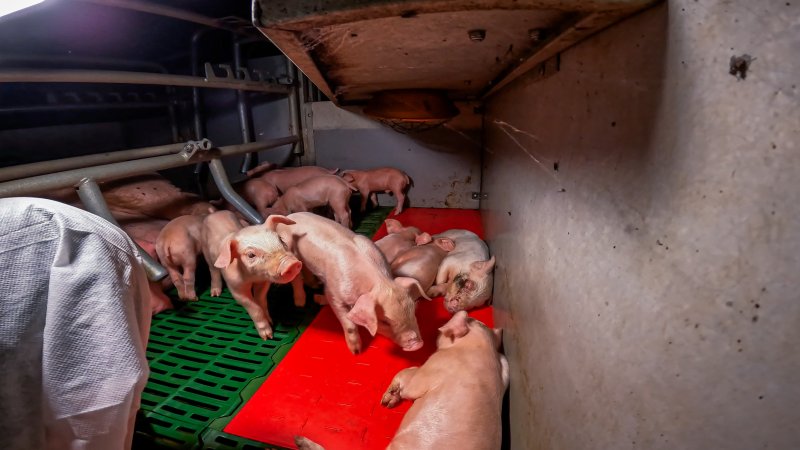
top-left (234, 39), bottom-right (257, 174)
top-left (76, 178), bottom-right (169, 282)
top-left (0, 69), bottom-right (292, 93)
top-left (285, 59), bottom-right (303, 155)
top-left (0, 137), bottom-right (298, 198)
top-left (191, 30), bottom-right (212, 197)
top-left (0, 140), bottom-right (208, 183)
top-left (0, 102), bottom-right (169, 114)
top-left (298, 73), bottom-right (316, 165)
top-left (0, 54), bottom-right (169, 73)
top-left (77, 0), bottom-right (232, 31)
top-left (208, 159), bottom-right (263, 225)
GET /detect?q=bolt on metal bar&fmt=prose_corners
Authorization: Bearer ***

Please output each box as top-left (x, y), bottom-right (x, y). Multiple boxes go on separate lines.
top-left (0, 69), bottom-right (292, 93)
top-left (0, 136), bottom-right (298, 198)
top-left (76, 178), bottom-right (169, 282)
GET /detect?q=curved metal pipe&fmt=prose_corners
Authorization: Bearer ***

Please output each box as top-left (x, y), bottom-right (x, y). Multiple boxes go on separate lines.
top-left (76, 178), bottom-right (169, 282)
top-left (208, 159), bottom-right (263, 225)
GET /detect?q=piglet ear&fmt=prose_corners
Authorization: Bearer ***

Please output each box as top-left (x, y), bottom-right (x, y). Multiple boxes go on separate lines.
top-left (438, 310), bottom-right (470, 339)
top-left (435, 237), bottom-right (455, 252)
top-left (470, 255), bottom-right (496, 274)
top-left (346, 294), bottom-right (378, 336)
top-left (214, 237), bottom-right (238, 268)
top-left (384, 218), bottom-right (403, 234)
top-left (394, 276), bottom-right (431, 301)
top-left (264, 214), bottom-right (295, 231)
top-left (415, 232), bottom-right (432, 245)
top-left (341, 172), bottom-right (355, 183)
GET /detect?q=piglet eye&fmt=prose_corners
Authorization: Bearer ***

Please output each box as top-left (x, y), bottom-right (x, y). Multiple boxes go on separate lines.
top-left (247, 252), bottom-right (256, 259)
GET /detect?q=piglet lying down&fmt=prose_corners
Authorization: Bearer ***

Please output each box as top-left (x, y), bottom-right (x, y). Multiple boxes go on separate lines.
top-left (295, 311), bottom-right (509, 450)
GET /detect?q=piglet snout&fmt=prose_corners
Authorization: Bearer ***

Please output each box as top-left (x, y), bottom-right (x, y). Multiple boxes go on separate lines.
top-left (402, 336), bottom-right (424, 352)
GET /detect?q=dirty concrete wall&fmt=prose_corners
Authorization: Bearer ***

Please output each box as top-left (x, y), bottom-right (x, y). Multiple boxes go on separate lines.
top-left (312, 101), bottom-right (482, 209)
top-left (482, 1), bottom-right (799, 449)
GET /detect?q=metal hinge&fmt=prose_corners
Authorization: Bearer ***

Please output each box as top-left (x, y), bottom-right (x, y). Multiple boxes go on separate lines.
top-left (472, 192), bottom-right (488, 200)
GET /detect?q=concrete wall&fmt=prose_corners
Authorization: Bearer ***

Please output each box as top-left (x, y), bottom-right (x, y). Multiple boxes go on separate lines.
top-left (482, 1), bottom-right (799, 449)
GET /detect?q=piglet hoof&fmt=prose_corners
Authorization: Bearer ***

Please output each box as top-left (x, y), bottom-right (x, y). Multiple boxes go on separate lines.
top-left (210, 287), bottom-right (222, 297)
top-left (346, 339), bottom-right (362, 355)
top-left (313, 293), bottom-right (328, 305)
top-left (380, 385), bottom-right (401, 408)
top-left (257, 325), bottom-right (274, 341)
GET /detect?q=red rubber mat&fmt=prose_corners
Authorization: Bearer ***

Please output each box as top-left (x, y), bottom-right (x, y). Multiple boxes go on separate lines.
top-left (224, 208), bottom-right (493, 450)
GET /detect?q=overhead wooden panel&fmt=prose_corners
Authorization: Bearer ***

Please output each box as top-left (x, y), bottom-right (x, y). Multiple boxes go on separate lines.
top-left (254, 0), bottom-right (659, 104)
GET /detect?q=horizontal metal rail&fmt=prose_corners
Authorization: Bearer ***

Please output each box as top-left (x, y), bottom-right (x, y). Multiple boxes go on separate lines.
top-left (77, 0), bottom-right (233, 31)
top-left (0, 69), bottom-right (292, 93)
top-left (0, 140), bottom-right (211, 183)
top-left (0, 136), bottom-right (299, 198)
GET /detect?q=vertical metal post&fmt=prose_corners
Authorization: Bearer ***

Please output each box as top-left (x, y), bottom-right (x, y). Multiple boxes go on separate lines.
top-left (191, 29), bottom-right (211, 197)
top-left (285, 58), bottom-right (303, 157)
top-left (298, 73), bottom-right (316, 165)
top-left (76, 178), bottom-right (169, 282)
top-left (234, 39), bottom-right (257, 174)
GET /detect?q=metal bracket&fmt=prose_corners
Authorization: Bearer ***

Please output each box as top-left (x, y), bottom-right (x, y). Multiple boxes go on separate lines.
top-left (180, 138), bottom-right (213, 161)
top-left (472, 192), bottom-right (488, 200)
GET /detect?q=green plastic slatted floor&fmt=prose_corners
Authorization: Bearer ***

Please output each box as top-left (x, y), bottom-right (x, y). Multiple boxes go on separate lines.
top-left (134, 207), bottom-right (393, 450)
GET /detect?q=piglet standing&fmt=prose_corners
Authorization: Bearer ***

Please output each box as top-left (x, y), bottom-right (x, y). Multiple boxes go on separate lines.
top-left (246, 164), bottom-right (338, 193)
top-left (295, 311), bottom-right (509, 450)
top-left (201, 210), bottom-right (302, 340)
top-left (275, 212), bottom-right (427, 354)
top-left (264, 175), bottom-right (357, 228)
top-left (155, 214), bottom-right (209, 301)
top-left (374, 218), bottom-right (431, 264)
top-left (427, 229), bottom-right (496, 313)
top-left (340, 167), bottom-right (413, 216)
top-left (390, 235), bottom-right (455, 299)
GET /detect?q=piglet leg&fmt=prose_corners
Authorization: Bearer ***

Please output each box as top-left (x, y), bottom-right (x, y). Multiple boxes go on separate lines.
top-left (182, 262), bottom-right (198, 301)
top-left (393, 189), bottom-right (405, 215)
top-left (381, 367), bottom-right (422, 408)
top-left (165, 265), bottom-right (187, 299)
top-left (209, 268), bottom-right (223, 297)
top-left (230, 282), bottom-right (273, 340)
top-left (426, 283), bottom-right (448, 298)
top-left (329, 293), bottom-right (362, 354)
top-left (290, 273), bottom-right (306, 307)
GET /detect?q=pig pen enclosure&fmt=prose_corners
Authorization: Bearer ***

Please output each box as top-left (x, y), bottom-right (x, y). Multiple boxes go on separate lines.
top-left (0, 1), bottom-right (798, 450)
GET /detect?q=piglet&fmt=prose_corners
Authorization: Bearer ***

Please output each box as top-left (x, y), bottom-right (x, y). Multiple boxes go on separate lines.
top-left (155, 214), bottom-right (209, 301)
top-left (340, 167), bottom-right (413, 215)
top-left (295, 311), bottom-right (509, 450)
top-left (201, 210), bottom-right (302, 340)
top-left (427, 229), bottom-right (496, 313)
top-left (390, 235), bottom-right (455, 299)
top-left (275, 212), bottom-right (427, 354)
top-left (246, 164), bottom-right (338, 193)
top-left (374, 218), bottom-right (431, 264)
top-left (264, 175), bottom-right (357, 228)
